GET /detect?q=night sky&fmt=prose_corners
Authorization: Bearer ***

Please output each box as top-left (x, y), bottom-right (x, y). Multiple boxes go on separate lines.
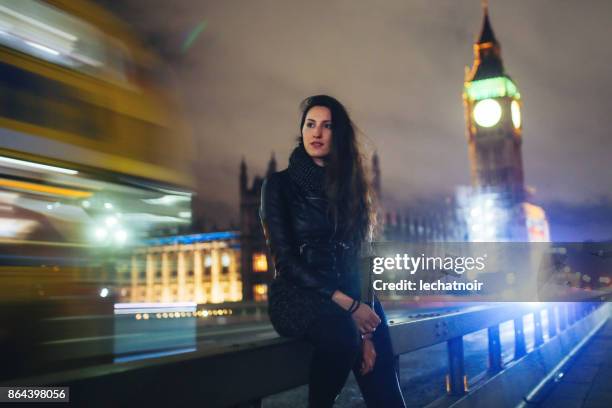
top-left (101, 0), bottom-right (612, 241)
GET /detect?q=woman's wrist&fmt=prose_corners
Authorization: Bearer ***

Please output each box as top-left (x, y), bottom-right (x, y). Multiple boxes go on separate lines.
top-left (348, 299), bottom-right (361, 314)
top-left (361, 332), bottom-right (374, 341)
top-left (331, 290), bottom-right (354, 311)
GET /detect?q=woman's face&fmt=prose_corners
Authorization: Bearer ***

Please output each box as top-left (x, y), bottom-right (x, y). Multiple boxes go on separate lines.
top-left (302, 106), bottom-right (332, 166)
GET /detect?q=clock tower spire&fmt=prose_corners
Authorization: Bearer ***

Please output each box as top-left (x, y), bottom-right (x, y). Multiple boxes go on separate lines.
top-left (457, 2), bottom-right (552, 242)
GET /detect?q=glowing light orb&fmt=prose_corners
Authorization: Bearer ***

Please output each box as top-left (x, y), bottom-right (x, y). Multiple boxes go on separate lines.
top-left (511, 100), bottom-right (521, 128)
top-left (473, 99), bottom-right (502, 127)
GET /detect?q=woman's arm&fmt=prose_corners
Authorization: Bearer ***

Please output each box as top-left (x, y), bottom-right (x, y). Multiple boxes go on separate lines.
top-left (260, 173), bottom-right (337, 298)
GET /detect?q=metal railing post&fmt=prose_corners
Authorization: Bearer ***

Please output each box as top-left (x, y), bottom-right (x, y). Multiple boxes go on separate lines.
top-left (514, 316), bottom-right (526, 358)
top-left (487, 325), bottom-right (502, 372)
top-left (577, 303), bottom-right (585, 319)
top-left (547, 305), bottom-right (557, 338)
top-left (446, 336), bottom-right (466, 396)
top-left (558, 303), bottom-right (567, 331)
top-left (567, 303), bottom-right (575, 325)
top-left (533, 309), bottom-right (544, 347)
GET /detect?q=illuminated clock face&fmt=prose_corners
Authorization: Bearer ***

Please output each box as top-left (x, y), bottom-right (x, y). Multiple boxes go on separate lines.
top-left (511, 100), bottom-right (521, 128)
top-left (473, 98), bottom-right (502, 128)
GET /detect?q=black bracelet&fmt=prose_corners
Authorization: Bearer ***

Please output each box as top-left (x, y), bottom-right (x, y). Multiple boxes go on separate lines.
top-left (350, 300), bottom-right (361, 314)
top-left (347, 299), bottom-right (357, 313)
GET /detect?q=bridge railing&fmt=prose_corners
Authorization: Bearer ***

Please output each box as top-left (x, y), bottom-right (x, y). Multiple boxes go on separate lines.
top-left (389, 302), bottom-right (607, 402)
top-left (3, 301), bottom-right (609, 407)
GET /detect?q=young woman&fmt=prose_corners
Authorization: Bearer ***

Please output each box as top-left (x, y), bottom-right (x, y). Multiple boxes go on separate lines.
top-left (260, 95), bottom-right (406, 407)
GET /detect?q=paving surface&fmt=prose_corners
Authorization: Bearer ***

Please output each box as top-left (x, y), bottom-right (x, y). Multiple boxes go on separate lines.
top-left (537, 317), bottom-right (612, 408)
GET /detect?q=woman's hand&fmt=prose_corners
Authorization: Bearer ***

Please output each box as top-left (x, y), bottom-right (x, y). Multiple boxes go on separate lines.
top-left (360, 338), bottom-right (376, 375)
top-left (331, 290), bottom-right (381, 334)
top-left (351, 303), bottom-right (381, 334)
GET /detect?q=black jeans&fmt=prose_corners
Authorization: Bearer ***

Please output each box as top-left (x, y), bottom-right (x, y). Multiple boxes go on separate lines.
top-left (304, 300), bottom-right (406, 408)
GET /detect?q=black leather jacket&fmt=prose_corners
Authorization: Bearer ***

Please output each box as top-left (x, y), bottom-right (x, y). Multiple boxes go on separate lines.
top-left (260, 169), bottom-right (361, 299)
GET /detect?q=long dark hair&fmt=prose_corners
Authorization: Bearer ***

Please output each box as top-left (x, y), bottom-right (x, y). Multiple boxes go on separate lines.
top-left (298, 95), bottom-right (374, 245)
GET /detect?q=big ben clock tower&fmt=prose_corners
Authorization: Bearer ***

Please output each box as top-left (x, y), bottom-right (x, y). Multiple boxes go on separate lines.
top-left (460, 3), bottom-right (549, 242)
top-left (464, 4), bottom-right (525, 204)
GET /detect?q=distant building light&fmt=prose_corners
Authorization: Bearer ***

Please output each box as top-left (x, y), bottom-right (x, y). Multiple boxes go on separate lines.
top-left (144, 231), bottom-right (240, 246)
top-left (253, 284), bottom-right (268, 301)
top-left (221, 253), bottom-right (230, 267)
top-left (252, 253), bottom-right (268, 272)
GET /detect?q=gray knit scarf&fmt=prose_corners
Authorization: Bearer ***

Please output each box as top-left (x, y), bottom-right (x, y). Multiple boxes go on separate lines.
top-left (288, 144), bottom-right (326, 195)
